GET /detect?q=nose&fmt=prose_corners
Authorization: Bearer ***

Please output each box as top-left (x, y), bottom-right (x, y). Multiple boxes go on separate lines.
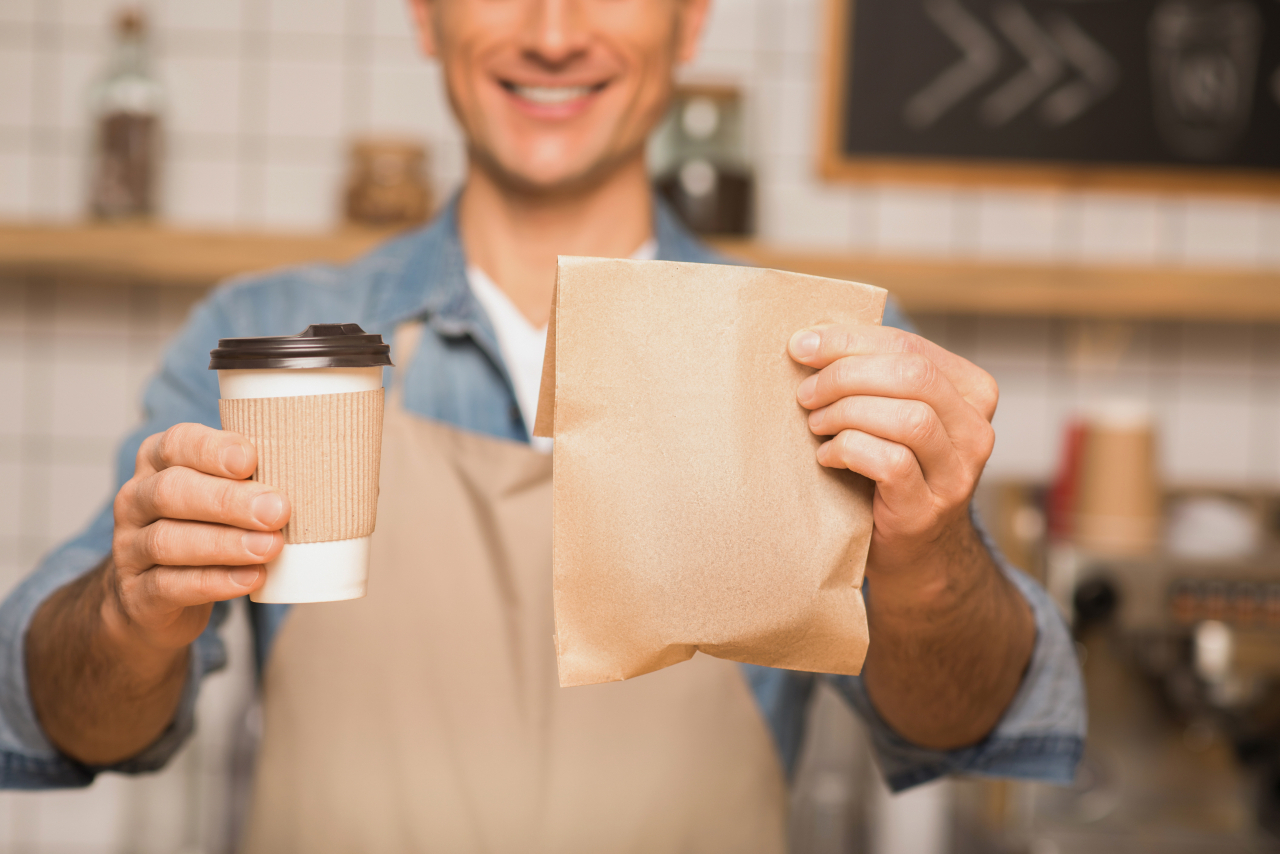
top-left (522, 0), bottom-right (590, 69)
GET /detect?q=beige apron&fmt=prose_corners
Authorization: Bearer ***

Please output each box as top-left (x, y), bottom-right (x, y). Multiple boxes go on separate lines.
top-left (241, 324), bottom-right (788, 853)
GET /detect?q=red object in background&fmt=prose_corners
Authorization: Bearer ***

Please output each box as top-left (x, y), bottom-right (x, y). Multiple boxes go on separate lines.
top-left (1047, 420), bottom-right (1086, 541)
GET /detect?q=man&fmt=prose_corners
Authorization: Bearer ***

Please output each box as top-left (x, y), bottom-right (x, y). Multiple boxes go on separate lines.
top-left (1, 0), bottom-right (1084, 849)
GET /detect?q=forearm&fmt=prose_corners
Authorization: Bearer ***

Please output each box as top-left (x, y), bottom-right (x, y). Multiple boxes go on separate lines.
top-left (26, 559), bottom-right (189, 766)
top-left (862, 522), bottom-right (1035, 751)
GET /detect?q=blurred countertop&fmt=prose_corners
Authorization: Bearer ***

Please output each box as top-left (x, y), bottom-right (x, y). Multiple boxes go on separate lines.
top-left (2, 221), bottom-right (1278, 321)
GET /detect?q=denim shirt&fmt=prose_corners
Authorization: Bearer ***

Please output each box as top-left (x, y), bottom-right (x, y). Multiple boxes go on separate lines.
top-left (0, 199), bottom-right (1085, 792)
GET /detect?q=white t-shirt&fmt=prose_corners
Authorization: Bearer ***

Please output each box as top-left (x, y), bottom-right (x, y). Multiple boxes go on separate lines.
top-left (467, 239), bottom-right (658, 454)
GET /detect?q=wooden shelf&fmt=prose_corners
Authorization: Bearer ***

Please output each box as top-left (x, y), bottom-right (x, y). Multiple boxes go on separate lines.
top-left (718, 241), bottom-right (1280, 322)
top-left (0, 222), bottom-right (394, 288)
top-left (1, 221), bottom-right (1277, 321)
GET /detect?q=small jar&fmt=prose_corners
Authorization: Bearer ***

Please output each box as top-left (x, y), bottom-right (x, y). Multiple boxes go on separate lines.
top-left (343, 138), bottom-right (432, 228)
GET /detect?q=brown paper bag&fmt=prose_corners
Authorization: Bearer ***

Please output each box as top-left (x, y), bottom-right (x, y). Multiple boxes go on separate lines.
top-left (535, 257), bottom-right (888, 687)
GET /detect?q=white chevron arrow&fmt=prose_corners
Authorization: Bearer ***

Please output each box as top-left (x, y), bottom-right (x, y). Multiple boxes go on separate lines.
top-left (903, 1), bottom-right (1119, 130)
top-left (981, 3), bottom-right (1064, 126)
top-left (1039, 13), bottom-right (1120, 126)
top-left (903, 0), bottom-right (1002, 129)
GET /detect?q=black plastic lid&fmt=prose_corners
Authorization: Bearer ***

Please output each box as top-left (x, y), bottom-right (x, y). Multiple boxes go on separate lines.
top-left (209, 323), bottom-right (393, 370)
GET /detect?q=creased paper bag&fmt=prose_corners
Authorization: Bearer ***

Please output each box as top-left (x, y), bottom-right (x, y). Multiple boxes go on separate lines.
top-left (535, 257), bottom-right (887, 688)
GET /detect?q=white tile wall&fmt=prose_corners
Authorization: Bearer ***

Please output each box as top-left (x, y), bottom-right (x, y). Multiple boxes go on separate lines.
top-left (876, 187), bottom-right (959, 256)
top-left (914, 315), bottom-right (1277, 489)
top-left (1181, 199), bottom-right (1265, 266)
top-left (164, 153), bottom-right (242, 226)
top-left (1074, 194), bottom-right (1166, 265)
top-left (974, 190), bottom-right (1060, 261)
top-left (0, 47), bottom-right (35, 130)
top-left (155, 0), bottom-right (243, 33)
top-left (0, 150), bottom-right (31, 219)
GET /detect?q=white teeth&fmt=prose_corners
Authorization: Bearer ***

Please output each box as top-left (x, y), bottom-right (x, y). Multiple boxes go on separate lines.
top-left (511, 85), bottom-right (594, 105)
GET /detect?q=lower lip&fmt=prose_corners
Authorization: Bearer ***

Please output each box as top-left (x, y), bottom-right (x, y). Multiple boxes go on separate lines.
top-left (501, 86), bottom-right (602, 120)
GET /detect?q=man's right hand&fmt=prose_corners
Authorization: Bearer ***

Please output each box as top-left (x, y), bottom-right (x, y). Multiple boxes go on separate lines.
top-left (27, 423), bottom-right (288, 765)
top-left (106, 422), bottom-right (288, 650)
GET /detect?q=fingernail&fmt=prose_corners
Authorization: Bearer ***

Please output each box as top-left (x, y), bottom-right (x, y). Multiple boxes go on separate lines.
top-left (797, 374), bottom-right (818, 405)
top-left (809, 407), bottom-right (825, 430)
top-left (243, 531), bottom-right (275, 558)
top-left (251, 492), bottom-right (284, 527)
top-left (790, 330), bottom-right (820, 359)
top-left (222, 444), bottom-right (248, 475)
top-left (229, 567), bottom-right (260, 588)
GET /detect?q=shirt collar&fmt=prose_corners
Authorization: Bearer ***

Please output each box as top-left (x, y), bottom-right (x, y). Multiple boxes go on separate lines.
top-left (365, 192), bottom-right (710, 336)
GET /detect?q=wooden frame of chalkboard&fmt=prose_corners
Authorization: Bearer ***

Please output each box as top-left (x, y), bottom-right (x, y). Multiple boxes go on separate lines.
top-left (820, 0), bottom-right (1280, 194)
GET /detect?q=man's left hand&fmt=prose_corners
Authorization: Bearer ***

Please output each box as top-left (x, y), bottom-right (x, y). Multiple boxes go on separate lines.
top-left (788, 323), bottom-right (1034, 749)
top-left (789, 324), bottom-right (996, 587)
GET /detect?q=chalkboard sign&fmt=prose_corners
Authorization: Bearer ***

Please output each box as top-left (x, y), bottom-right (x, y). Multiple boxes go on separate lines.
top-left (821, 0), bottom-right (1280, 191)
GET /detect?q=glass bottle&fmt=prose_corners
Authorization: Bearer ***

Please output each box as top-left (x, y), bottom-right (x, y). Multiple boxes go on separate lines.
top-left (650, 85), bottom-right (754, 237)
top-left (88, 8), bottom-right (163, 221)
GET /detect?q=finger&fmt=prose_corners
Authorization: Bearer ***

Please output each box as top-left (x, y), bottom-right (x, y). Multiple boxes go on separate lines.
top-left (135, 565), bottom-right (265, 610)
top-left (121, 519), bottom-right (284, 572)
top-left (797, 353), bottom-right (987, 448)
top-left (790, 325), bottom-right (998, 420)
top-left (809, 395), bottom-right (966, 488)
top-left (136, 423), bottom-right (257, 480)
top-left (121, 465), bottom-right (289, 530)
top-left (818, 429), bottom-right (933, 520)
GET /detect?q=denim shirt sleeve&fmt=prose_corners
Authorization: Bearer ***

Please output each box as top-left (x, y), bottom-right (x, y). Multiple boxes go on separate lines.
top-left (826, 516), bottom-right (1086, 792)
top-left (0, 294), bottom-right (238, 789)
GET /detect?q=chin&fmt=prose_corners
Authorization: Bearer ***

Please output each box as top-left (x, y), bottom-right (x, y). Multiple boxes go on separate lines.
top-left (480, 136), bottom-right (632, 196)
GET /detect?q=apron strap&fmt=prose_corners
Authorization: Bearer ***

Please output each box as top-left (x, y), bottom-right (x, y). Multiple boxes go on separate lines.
top-left (388, 322), bottom-right (426, 407)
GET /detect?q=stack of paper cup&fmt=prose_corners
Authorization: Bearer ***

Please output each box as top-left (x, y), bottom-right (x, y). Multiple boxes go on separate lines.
top-left (209, 323), bottom-right (391, 603)
top-left (1074, 403), bottom-right (1161, 558)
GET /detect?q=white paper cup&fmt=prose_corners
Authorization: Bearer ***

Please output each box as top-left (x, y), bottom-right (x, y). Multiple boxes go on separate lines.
top-left (210, 324), bottom-right (390, 604)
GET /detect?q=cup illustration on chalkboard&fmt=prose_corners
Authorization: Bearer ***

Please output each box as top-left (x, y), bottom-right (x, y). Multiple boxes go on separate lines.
top-left (1150, 0), bottom-right (1263, 160)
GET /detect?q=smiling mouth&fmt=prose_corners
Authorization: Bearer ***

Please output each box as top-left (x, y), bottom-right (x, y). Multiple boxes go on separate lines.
top-left (500, 81), bottom-right (609, 105)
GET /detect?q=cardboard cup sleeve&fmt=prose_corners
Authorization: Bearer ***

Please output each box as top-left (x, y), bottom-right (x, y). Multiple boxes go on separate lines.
top-left (219, 388), bottom-right (385, 544)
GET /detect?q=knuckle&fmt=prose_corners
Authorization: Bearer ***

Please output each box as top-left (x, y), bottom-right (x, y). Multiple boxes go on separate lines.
top-left (197, 429), bottom-right (225, 468)
top-left (148, 569), bottom-right (179, 603)
top-left (977, 370), bottom-right (1000, 413)
top-left (830, 358), bottom-right (857, 391)
top-left (976, 421), bottom-right (996, 460)
top-left (900, 402), bottom-right (935, 446)
top-left (213, 479), bottom-right (240, 522)
top-left (823, 398), bottom-right (852, 431)
top-left (885, 443), bottom-right (916, 479)
top-left (833, 430), bottom-right (855, 459)
top-left (111, 529), bottom-right (131, 565)
top-left (150, 467), bottom-right (185, 512)
top-left (136, 434), bottom-right (160, 470)
top-left (157, 425), bottom-right (186, 467)
top-left (143, 521), bottom-right (176, 564)
top-left (897, 353), bottom-right (936, 391)
top-left (828, 327), bottom-right (855, 356)
top-left (113, 478), bottom-right (138, 522)
top-left (840, 430), bottom-right (867, 463)
top-left (895, 329), bottom-right (926, 355)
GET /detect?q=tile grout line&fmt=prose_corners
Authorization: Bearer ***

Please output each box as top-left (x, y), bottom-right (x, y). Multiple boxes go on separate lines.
top-left (236, 0), bottom-right (268, 225)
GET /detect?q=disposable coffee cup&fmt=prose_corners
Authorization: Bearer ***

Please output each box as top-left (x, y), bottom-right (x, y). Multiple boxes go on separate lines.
top-left (209, 323), bottom-right (392, 603)
top-left (1074, 403), bottom-right (1161, 558)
